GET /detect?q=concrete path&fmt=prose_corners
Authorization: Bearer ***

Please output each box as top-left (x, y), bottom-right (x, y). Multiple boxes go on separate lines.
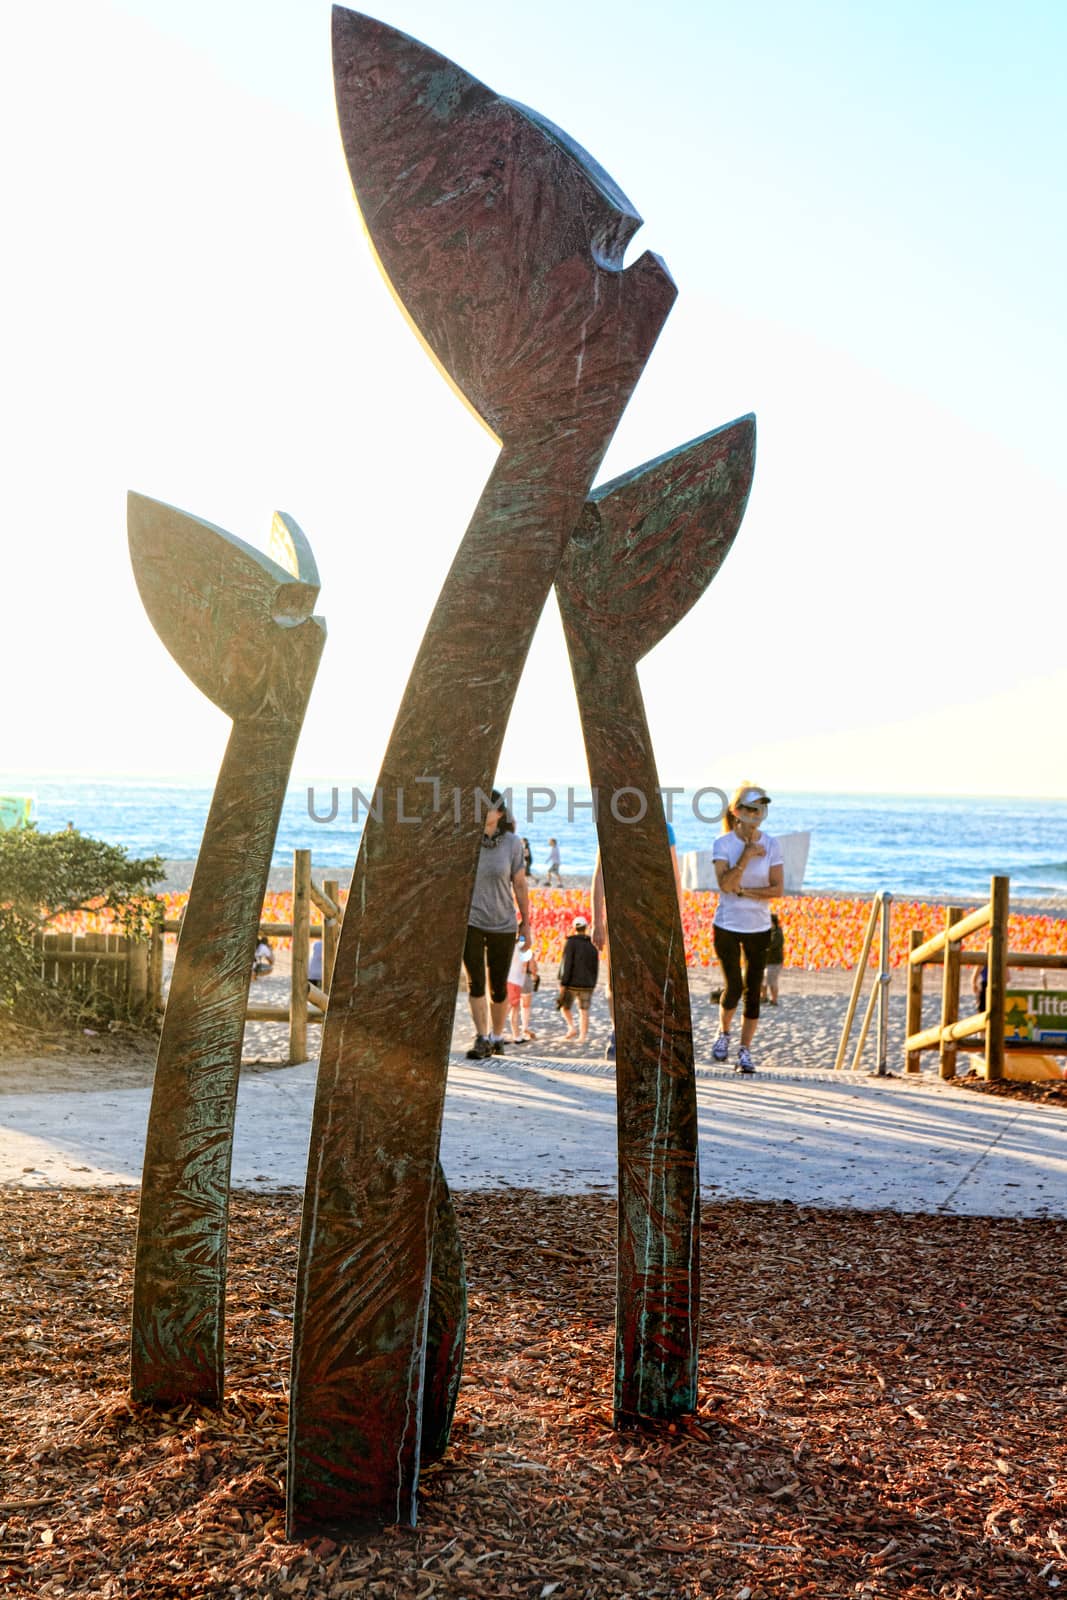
top-left (2, 1056), bottom-right (1064, 1217)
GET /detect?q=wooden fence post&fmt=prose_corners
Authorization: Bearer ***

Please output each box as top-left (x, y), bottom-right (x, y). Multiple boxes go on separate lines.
top-left (834, 893), bottom-right (882, 1071)
top-left (984, 874), bottom-right (1009, 1081)
top-left (904, 929), bottom-right (924, 1072)
top-left (323, 878), bottom-right (340, 994)
top-left (57, 930), bottom-right (73, 991)
top-left (939, 907), bottom-right (962, 1079)
top-left (127, 938), bottom-right (149, 1012)
top-left (290, 850), bottom-right (312, 1064)
top-left (82, 933), bottom-right (100, 996)
top-left (149, 926), bottom-right (164, 1011)
top-left (850, 978), bottom-right (879, 1072)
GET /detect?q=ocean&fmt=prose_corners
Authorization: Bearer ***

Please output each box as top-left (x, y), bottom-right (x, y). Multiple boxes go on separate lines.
top-left (3, 776), bottom-right (1066, 906)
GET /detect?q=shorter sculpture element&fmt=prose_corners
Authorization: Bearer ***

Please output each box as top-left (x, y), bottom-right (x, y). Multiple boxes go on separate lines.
top-left (556, 418), bottom-right (757, 1421)
top-left (129, 496), bottom-right (325, 1405)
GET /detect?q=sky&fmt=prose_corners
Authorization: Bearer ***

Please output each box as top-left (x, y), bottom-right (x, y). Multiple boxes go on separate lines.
top-left (3, 0), bottom-right (1065, 797)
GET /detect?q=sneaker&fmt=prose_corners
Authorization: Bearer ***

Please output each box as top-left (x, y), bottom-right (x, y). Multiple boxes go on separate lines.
top-left (490, 1036), bottom-right (505, 1055)
top-left (736, 1045), bottom-right (755, 1074)
top-left (604, 1029), bottom-right (616, 1061)
top-left (465, 1034), bottom-right (492, 1060)
top-left (711, 1031), bottom-right (730, 1063)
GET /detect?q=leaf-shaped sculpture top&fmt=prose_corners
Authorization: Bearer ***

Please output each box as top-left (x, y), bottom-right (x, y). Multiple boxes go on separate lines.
top-left (332, 6), bottom-right (672, 439)
top-left (557, 416), bottom-right (756, 664)
top-left (269, 511), bottom-right (321, 601)
top-left (128, 492), bottom-right (325, 721)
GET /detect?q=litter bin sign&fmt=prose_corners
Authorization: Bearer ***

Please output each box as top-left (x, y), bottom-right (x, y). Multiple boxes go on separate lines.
top-left (1004, 988), bottom-right (1067, 1046)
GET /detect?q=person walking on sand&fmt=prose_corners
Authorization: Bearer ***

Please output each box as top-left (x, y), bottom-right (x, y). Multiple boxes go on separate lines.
top-left (761, 913), bottom-right (785, 1006)
top-left (545, 837), bottom-right (563, 887)
top-left (252, 936), bottom-right (274, 979)
top-left (463, 790), bottom-right (531, 1060)
top-left (505, 930), bottom-right (539, 1042)
top-left (557, 914), bottom-right (598, 1043)
top-left (521, 836), bottom-right (534, 880)
top-left (711, 784), bottom-right (783, 1074)
top-left (971, 960), bottom-right (1015, 1011)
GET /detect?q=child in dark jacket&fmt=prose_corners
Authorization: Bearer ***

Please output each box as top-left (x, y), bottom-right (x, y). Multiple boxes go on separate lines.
top-left (557, 915), bottom-right (599, 1043)
top-left (761, 914), bottom-right (785, 1005)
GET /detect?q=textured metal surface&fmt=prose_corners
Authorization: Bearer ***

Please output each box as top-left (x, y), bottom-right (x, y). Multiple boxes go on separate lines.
top-left (556, 419), bottom-right (757, 1421)
top-left (287, 9), bottom-right (675, 1535)
top-left (129, 494), bottom-right (325, 1405)
top-left (420, 1166), bottom-right (467, 1466)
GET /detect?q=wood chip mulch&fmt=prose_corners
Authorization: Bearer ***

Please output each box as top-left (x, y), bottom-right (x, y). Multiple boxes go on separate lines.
top-left (1, 1191), bottom-right (1065, 1599)
top-left (949, 1072), bottom-right (1067, 1109)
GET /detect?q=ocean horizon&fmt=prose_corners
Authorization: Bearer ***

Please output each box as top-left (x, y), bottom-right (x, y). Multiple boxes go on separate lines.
top-left (2, 773), bottom-right (1066, 906)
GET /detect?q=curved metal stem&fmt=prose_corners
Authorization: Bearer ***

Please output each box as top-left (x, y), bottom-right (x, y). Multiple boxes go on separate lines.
top-left (131, 715), bottom-right (306, 1404)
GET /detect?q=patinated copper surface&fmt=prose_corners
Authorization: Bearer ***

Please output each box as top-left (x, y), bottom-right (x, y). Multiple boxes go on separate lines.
top-left (287, 10), bottom-right (675, 1534)
top-left (420, 1164), bottom-right (468, 1466)
top-left (556, 418), bottom-right (756, 1421)
top-left (128, 495), bottom-right (325, 1405)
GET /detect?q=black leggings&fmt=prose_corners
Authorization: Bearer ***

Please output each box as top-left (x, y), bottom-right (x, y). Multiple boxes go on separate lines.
top-left (713, 925), bottom-right (772, 1022)
top-left (463, 926), bottom-right (516, 1004)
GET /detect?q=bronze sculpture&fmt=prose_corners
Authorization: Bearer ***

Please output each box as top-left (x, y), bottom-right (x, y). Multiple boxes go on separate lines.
top-left (287, 9), bottom-right (676, 1534)
top-left (127, 7), bottom-right (758, 1538)
top-left (129, 496), bottom-right (325, 1405)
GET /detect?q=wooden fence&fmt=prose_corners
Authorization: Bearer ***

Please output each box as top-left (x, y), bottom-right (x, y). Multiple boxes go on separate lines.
top-left (32, 851), bottom-right (339, 1055)
top-left (161, 849), bottom-right (341, 1064)
top-left (36, 928), bottom-right (164, 1015)
top-left (903, 874), bottom-right (1067, 1080)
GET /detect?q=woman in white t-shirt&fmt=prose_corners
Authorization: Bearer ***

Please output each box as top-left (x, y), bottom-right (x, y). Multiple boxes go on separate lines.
top-left (710, 784), bottom-right (783, 1074)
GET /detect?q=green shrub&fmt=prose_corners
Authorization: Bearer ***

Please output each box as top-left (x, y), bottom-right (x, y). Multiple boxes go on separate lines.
top-left (0, 826), bottom-right (165, 1021)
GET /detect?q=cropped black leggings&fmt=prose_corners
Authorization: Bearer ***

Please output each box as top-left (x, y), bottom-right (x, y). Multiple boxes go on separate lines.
top-left (463, 926), bottom-right (516, 1004)
top-left (713, 925), bottom-right (772, 1022)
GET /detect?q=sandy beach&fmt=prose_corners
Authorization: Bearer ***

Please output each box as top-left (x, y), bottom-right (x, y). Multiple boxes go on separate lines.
top-left (239, 947), bottom-right (1067, 1077)
top-left (7, 861), bottom-right (1062, 1094)
top-left (242, 948), bottom-right (934, 1072)
top-left (5, 939), bottom-right (1063, 1098)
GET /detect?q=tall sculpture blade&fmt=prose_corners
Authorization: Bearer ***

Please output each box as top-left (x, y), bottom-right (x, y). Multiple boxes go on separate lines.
top-left (555, 417), bottom-right (757, 1420)
top-left (330, 11), bottom-right (649, 439)
top-left (288, 10), bottom-right (676, 1534)
top-left (129, 493), bottom-right (326, 1404)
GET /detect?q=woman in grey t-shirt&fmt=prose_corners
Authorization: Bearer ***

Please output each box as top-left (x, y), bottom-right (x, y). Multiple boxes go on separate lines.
top-left (463, 790), bottom-right (531, 1060)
